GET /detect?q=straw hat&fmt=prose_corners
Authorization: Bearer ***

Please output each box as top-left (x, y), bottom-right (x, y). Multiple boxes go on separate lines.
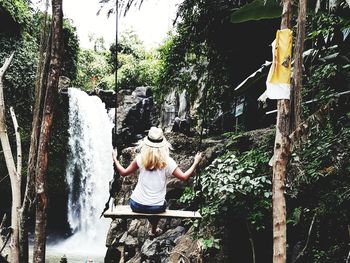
top-left (144, 127), bottom-right (167, 148)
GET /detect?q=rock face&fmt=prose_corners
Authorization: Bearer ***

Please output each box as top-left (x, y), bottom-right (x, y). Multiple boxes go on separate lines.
top-left (114, 87), bottom-right (159, 148)
top-left (105, 132), bottom-right (226, 263)
top-left (160, 90), bottom-right (191, 135)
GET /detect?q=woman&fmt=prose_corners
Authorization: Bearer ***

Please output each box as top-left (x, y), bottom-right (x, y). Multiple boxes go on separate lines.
top-left (112, 126), bottom-right (202, 237)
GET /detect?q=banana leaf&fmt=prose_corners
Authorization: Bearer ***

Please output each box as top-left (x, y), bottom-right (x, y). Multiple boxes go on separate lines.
top-left (231, 0), bottom-right (282, 23)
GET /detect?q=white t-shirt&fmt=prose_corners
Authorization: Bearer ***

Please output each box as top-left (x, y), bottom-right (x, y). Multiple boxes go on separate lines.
top-left (130, 154), bottom-right (178, 206)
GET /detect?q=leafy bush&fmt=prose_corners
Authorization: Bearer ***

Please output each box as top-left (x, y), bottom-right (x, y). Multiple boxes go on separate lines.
top-left (73, 49), bottom-right (112, 90)
top-left (181, 136), bottom-right (273, 252)
top-left (0, 0), bottom-right (31, 27)
top-left (287, 114), bottom-right (350, 262)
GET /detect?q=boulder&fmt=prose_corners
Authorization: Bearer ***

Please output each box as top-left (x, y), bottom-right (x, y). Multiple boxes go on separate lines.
top-left (139, 226), bottom-right (186, 262)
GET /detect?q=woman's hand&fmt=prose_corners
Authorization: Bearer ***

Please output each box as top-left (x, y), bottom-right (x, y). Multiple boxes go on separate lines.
top-left (112, 148), bottom-right (118, 160)
top-left (194, 152), bottom-right (203, 164)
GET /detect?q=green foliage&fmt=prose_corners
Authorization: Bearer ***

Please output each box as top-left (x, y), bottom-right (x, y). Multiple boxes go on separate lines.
top-left (116, 30), bottom-right (160, 90)
top-left (230, 0), bottom-right (282, 23)
top-left (117, 51), bottom-right (161, 90)
top-left (0, 36), bottom-right (37, 129)
top-left (0, 0), bottom-right (31, 26)
top-left (287, 114), bottom-right (350, 262)
top-left (73, 48), bottom-right (112, 90)
top-left (181, 136), bottom-right (273, 251)
top-left (199, 237), bottom-right (221, 250)
top-left (30, 13), bottom-right (80, 83)
top-left (0, 35), bottom-right (37, 217)
top-left (287, 207), bottom-right (302, 226)
top-left (302, 12), bottom-right (350, 116)
top-left (61, 19), bottom-right (80, 81)
top-left (74, 30), bottom-right (160, 91)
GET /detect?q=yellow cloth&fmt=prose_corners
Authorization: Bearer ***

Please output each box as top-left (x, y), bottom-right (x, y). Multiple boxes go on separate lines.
top-left (265, 29), bottom-right (293, 100)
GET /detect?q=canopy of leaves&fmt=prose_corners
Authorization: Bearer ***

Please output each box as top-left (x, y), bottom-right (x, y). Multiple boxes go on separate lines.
top-left (0, 0), bottom-right (31, 26)
top-left (73, 48), bottom-right (113, 90)
top-left (61, 19), bottom-right (80, 81)
top-left (0, 35), bottom-right (38, 220)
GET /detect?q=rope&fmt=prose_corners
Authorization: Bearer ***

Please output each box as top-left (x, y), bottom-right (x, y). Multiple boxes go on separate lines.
top-left (113, 0), bottom-right (119, 148)
top-left (193, 86), bottom-right (208, 219)
top-left (101, 0), bottom-right (120, 217)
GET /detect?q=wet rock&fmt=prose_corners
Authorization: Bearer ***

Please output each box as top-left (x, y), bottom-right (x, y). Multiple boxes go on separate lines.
top-left (160, 90), bottom-right (191, 134)
top-left (59, 255), bottom-right (68, 263)
top-left (139, 226), bottom-right (186, 262)
top-left (105, 246), bottom-right (122, 263)
top-left (96, 89), bottom-right (116, 108)
top-left (168, 228), bottom-right (203, 263)
top-left (106, 219), bottom-right (127, 247)
top-left (131, 86), bottom-right (152, 98)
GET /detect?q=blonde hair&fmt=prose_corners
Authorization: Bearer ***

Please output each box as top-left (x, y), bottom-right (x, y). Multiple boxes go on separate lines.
top-left (136, 139), bottom-right (172, 170)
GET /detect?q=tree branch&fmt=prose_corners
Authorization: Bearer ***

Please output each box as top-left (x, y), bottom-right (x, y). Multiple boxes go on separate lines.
top-left (294, 213), bottom-right (317, 263)
top-left (0, 52), bottom-right (15, 78)
top-left (10, 107), bottom-right (22, 180)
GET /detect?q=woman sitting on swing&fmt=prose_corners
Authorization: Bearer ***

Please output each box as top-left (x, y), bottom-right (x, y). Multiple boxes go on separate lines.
top-left (112, 126), bottom-right (202, 237)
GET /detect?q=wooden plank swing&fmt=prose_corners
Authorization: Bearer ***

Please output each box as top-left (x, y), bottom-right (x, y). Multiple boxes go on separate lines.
top-left (103, 205), bottom-right (202, 219)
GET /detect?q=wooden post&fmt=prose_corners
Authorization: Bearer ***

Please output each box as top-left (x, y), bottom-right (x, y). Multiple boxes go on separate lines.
top-left (272, 0), bottom-right (292, 262)
top-left (32, 0), bottom-right (63, 262)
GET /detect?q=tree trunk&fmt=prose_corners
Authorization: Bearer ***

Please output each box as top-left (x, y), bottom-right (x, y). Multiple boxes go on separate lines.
top-left (0, 53), bottom-right (21, 263)
top-left (291, 0), bottom-right (307, 131)
top-left (272, 0), bottom-right (292, 262)
top-left (32, 1), bottom-right (63, 262)
top-left (19, 1), bottom-right (51, 261)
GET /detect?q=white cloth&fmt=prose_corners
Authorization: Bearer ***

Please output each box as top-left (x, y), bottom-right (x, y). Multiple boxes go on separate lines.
top-left (130, 155), bottom-right (178, 206)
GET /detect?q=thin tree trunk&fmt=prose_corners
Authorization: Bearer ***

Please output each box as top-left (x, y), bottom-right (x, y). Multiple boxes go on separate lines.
top-left (19, 1), bottom-right (51, 261)
top-left (246, 221), bottom-right (256, 263)
top-left (291, 0), bottom-right (307, 131)
top-left (0, 52), bottom-right (21, 263)
top-left (272, 0), bottom-right (292, 262)
top-left (346, 225), bottom-right (350, 263)
top-left (32, 1), bottom-right (63, 262)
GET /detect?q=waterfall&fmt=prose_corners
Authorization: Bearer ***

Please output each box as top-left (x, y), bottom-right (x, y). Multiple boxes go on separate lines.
top-left (53, 88), bottom-right (113, 256)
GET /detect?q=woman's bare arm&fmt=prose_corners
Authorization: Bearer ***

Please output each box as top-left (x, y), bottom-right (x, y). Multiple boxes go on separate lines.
top-left (172, 152), bottom-right (202, 181)
top-left (112, 149), bottom-right (138, 176)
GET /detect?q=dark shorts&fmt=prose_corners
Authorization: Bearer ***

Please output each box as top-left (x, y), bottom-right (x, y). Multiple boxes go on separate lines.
top-left (129, 199), bottom-right (167, 214)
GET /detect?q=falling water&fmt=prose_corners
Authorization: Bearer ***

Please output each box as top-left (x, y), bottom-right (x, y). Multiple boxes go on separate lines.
top-left (52, 88), bottom-right (113, 257)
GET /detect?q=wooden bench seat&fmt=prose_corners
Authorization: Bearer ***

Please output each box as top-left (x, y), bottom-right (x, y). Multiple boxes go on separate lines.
top-left (103, 205), bottom-right (202, 219)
